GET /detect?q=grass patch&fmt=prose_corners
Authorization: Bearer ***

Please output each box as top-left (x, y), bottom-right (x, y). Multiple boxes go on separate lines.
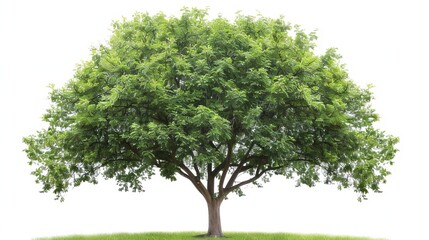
top-left (36, 232), bottom-right (383, 240)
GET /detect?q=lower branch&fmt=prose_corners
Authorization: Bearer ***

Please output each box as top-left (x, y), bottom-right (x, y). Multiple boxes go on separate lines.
top-left (193, 163), bottom-right (201, 179)
top-left (178, 164), bottom-right (211, 202)
top-left (218, 143), bottom-right (233, 194)
top-left (224, 166), bottom-right (283, 196)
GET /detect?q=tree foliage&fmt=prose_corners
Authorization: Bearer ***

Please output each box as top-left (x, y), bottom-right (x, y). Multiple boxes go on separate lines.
top-left (24, 8), bottom-right (398, 203)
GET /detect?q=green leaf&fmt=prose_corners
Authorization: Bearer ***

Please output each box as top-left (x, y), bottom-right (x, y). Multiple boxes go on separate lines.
top-left (23, 8), bottom-right (398, 203)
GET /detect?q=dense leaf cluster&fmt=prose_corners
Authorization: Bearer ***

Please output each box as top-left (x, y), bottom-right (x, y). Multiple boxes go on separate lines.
top-left (24, 9), bottom-right (398, 201)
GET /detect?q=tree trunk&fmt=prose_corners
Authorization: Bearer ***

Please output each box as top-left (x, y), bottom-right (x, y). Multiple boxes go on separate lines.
top-left (206, 198), bottom-right (224, 237)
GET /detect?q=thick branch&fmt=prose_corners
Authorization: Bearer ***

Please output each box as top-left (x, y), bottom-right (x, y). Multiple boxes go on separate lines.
top-left (178, 164), bottom-right (211, 202)
top-left (212, 161), bottom-right (225, 177)
top-left (207, 163), bottom-right (215, 198)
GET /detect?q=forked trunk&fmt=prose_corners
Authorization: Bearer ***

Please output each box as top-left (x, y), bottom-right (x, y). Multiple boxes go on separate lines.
top-left (206, 198), bottom-right (223, 237)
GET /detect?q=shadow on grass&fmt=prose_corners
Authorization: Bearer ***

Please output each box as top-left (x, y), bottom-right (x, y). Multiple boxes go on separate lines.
top-left (193, 234), bottom-right (229, 238)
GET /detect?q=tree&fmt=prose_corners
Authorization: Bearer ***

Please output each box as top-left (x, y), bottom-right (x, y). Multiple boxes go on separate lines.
top-left (23, 8), bottom-right (398, 237)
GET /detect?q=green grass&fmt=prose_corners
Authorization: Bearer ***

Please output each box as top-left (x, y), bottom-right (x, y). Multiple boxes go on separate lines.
top-left (36, 232), bottom-right (384, 240)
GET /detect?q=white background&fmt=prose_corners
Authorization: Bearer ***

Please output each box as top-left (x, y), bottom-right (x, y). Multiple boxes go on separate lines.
top-left (1, 1), bottom-right (428, 239)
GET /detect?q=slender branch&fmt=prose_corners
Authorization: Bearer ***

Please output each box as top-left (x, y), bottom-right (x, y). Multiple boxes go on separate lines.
top-left (243, 142), bottom-right (255, 160)
top-left (179, 164), bottom-right (196, 179)
top-left (193, 163), bottom-right (201, 179)
top-left (225, 162), bottom-right (245, 190)
top-left (219, 143), bottom-right (233, 195)
top-left (224, 155), bottom-right (327, 196)
top-left (177, 168), bottom-right (191, 181)
top-left (225, 166), bottom-right (284, 195)
top-left (121, 140), bottom-right (142, 158)
top-left (225, 163), bottom-right (252, 189)
top-left (209, 141), bottom-right (221, 150)
top-left (209, 143), bottom-right (227, 178)
top-left (100, 158), bottom-right (142, 168)
top-left (224, 151), bottom-right (265, 190)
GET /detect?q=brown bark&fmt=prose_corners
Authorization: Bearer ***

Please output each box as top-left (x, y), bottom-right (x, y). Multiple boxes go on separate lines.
top-left (175, 154), bottom-right (284, 237)
top-left (206, 198), bottom-right (224, 237)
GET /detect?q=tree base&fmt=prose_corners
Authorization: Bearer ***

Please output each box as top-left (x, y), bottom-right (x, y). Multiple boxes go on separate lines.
top-left (194, 233), bottom-right (228, 238)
